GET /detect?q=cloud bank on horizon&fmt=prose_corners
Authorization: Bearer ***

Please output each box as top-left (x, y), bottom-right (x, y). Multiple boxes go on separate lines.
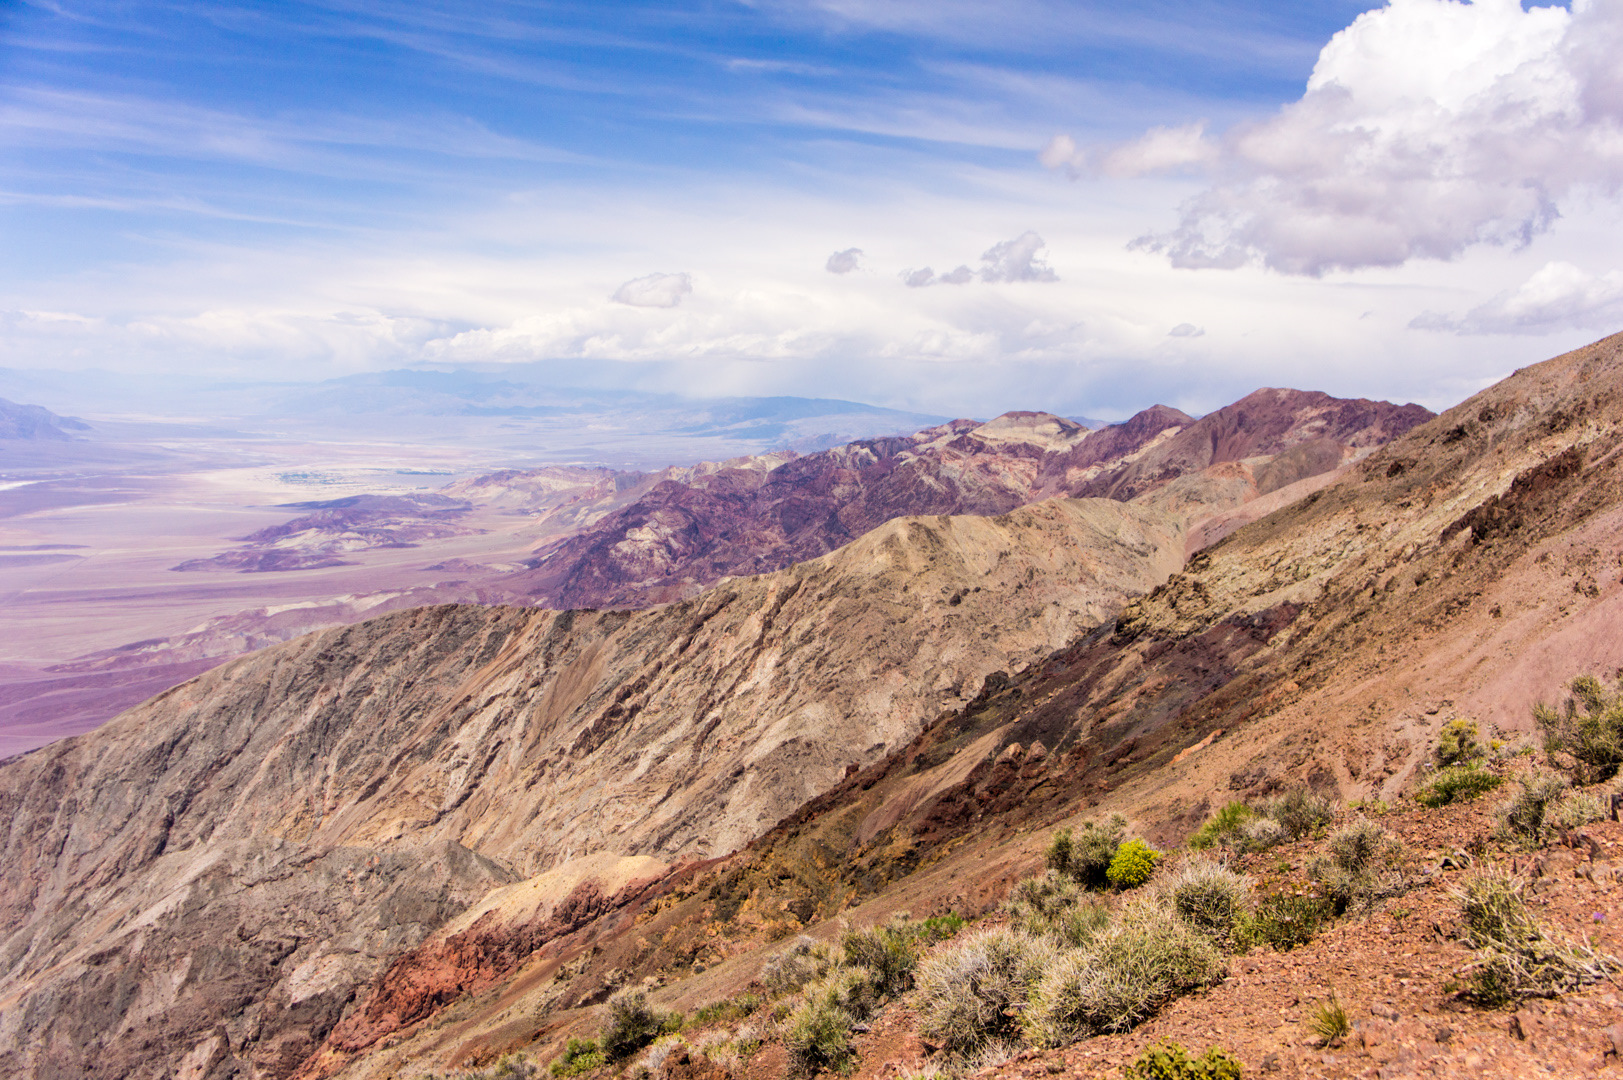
top-left (2, 0), bottom-right (1623, 420)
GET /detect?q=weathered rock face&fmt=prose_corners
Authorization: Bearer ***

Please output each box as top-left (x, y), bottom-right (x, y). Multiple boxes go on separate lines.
top-left (0, 496), bottom-right (1186, 1080)
top-left (510, 392), bottom-right (1431, 611)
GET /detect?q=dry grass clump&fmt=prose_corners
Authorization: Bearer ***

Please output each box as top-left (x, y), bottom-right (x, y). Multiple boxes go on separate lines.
top-left (1310, 817), bottom-right (1398, 913)
top-left (1550, 788), bottom-right (1608, 830)
top-left (1497, 771), bottom-right (1570, 844)
top-left (1022, 900), bottom-right (1226, 1047)
top-left (1269, 787), bottom-right (1335, 840)
top-left (914, 928), bottom-right (1058, 1056)
top-left (1305, 992), bottom-right (1350, 1046)
top-left (1452, 868), bottom-right (1619, 1005)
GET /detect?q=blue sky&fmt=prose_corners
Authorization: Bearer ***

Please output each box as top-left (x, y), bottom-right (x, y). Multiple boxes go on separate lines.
top-left (3, 0), bottom-right (1621, 418)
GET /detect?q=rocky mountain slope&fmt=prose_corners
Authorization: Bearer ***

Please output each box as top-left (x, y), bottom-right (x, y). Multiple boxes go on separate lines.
top-left (0, 495), bottom-right (1192, 1080)
top-left (284, 334), bottom-right (1623, 1080)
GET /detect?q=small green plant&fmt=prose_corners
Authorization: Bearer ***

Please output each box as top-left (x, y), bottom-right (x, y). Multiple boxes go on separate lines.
top-left (1187, 802), bottom-right (1258, 851)
top-left (1497, 772), bottom-right (1570, 844)
top-left (914, 928), bottom-right (1057, 1056)
top-left (1107, 839), bottom-right (1163, 889)
top-left (551, 1038), bottom-right (606, 1078)
top-left (1305, 992), bottom-right (1350, 1045)
top-left (1235, 893), bottom-right (1333, 952)
top-left (1415, 764), bottom-right (1503, 808)
top-left (1045, 828), bottom-right (1074, 872)
top-left (1536, 675), bottom-right (1623, 783)
top-left (1123, 1040), bottom-right (1243, 1080)
top-left (1452, 868), bottom-right (1620, 1005)
top-left (1435, 719), bottom-right (1485, 767)
top-left (916, 913), bottom-right (966, 941)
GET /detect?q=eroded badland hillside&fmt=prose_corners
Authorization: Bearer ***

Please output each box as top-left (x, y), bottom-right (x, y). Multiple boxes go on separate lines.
top-left (2, 337), bottom-right (1622, 1080)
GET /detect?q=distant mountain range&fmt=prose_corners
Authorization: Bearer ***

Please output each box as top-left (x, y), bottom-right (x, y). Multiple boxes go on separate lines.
top-left (0, 397), bottom-right (90, 440)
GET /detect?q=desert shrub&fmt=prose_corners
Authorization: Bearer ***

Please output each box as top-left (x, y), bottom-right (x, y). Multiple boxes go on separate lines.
top-left (1232, 816), bottom-right (1287, 853)
top-left (1023, 900), bottom-right (1225, 1046)
top-left (1107, 839), bottom-right (1163, 889)
top-left (840, 923), bottom-right (920, 995)
top-left (1005, 872), bottom-right (1109, 947)
top-left (550, 1039), bottom-right (605, 1078)
top-left (1007, 870), bottom-right (1081, 921)
top-left (631, 1036), bottom-right (684, 1080)
top-left (1536, 675), bottom-right (1623, 782)
top-left (1328, 817), bottom-right (1388, 874)
top-left (1161, 858), bottom-right (1251, 945)
top-left (784, 995), bottom-right (855, 1076)
top-left (1045, 828), bottom-right (1074, 873)
top-left (601, 989), bottom-right (676, 1061)
top-left (1551, 789), bottom-right (1607, 830)
top-left (691, 993), bottom-right (763, 1026)
top-left (1236, 893), bottom-right (1333, 952)
top-left (914, 928), bottom-right (1057, 1056)
top-left (1268, 787), bottom-right (1334, 840)
top-left (1123, 1039), bottom-right (1244, 1080)
top-left (1054, 815), bottom-right (1126, 888)
top-left (1311, 817), bottom-right (1392, 912)
top-left (1435, 719), bottom-right (1485, 767)
top-left (1452, 869), bottom-right (1619, 1005)
top-left (1415, 764), bottom-right (1503, 808)
top-left (1497, 772), bottom-right (1570, 844)
top-left (762, 936), bottom-right (839, 997)
top-left (1187, 802), bottom-right (1257, 850)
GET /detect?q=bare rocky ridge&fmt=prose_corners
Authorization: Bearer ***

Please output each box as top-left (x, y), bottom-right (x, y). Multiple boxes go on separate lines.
top-left (510, 392), bottom-right (1429, 611)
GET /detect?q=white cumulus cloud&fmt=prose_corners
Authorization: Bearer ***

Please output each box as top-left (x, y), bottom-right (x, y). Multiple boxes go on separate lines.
top-left (611, 271), bottom-right (693, 308)
top-left (1086, 0), bottom-right (1623, 276)
top-left (1168, 322), bottom-right (1205, 338)
top-left (1411, 260), bottom-right (1623, 334)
